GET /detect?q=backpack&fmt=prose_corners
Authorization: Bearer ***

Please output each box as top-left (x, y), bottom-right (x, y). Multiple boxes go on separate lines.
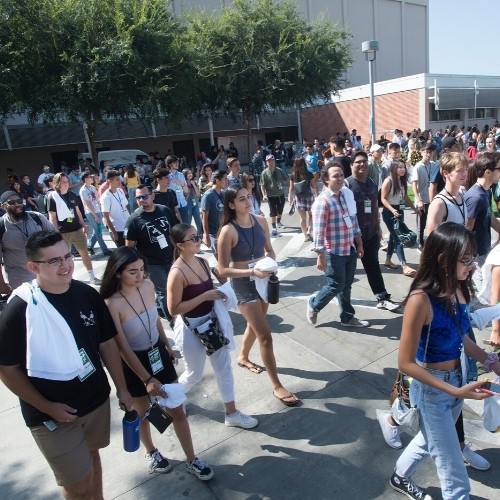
top-left (0, 212), bottom-right (43, 241)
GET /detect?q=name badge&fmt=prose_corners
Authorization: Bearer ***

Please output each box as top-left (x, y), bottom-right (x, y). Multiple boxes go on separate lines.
top-left (78, 348), bottom-right (96, 382)
top-left (364, 200), bottom-right (372, 214)
top-left (277, 183), bottom-right (283, 190)
top-left (343, 212), bottom-right (353, 229)
top-left (399, 203), bottom-right (406, 211)
top-left (248, 262), bottom-right (256, 281)
top-left (148, 347), bottom-right (163, 375)
top-left (156, 234), bottom-right (168, 249)
top-left (66, 208), bottom-right (75, 223)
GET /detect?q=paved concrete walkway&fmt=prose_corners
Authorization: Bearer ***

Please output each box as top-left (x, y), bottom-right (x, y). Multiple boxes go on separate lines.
top-left (1, 203), bottom-right (499, 499)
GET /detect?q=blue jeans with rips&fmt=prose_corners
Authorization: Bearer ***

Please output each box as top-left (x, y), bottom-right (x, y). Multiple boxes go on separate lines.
top-left (309, 247), bottom-right (357, 323)
top-left (87, 213), bottom-right (109, 253)
top-left (395, 368), bottom-right (469, 499)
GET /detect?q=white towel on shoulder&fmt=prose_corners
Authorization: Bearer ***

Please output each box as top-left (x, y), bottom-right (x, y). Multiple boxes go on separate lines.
top-left (12, 281), bottom-right (84, 380)
top-left (49, 192), bottom-right (73, 221)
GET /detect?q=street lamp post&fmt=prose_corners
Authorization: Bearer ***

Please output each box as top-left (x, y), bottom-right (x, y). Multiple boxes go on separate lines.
top-left (362, 40), bottom-right (379, 146)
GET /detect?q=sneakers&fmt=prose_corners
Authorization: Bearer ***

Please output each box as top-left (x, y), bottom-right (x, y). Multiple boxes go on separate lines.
top-left (341, 317), bottom-right (370, 328)
top-left (87, 247), bottom-right (95, 255)
top-left (390, 471), bottom-right (432, 499)
top-left (271, 228), bottom-right (278, 237)
top-left (103, 250), bottom-right (113, 257)
top-left (225, 410), bottom-right (258, 429)
top-left (146, 449), bottom-right (172, 474)
top-left (462, 444), bottom-right (490, 470)
top-left (376, 409), bottom-right (402, 449)
top-left (186, 457), bottom-right (214, 481)
top-left (377, 299), bottom-right (400, 312)
top-left (306, 298), bottom-right (318, 326)
top-left (90, 277), bottom-right (102, 285)
top-left (277, 221), bottom-right (286, 229)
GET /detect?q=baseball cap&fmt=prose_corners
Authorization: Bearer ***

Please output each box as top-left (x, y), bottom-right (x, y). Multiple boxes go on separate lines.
top-left (265, 154), bottom-right (275, 161)
top-left (0, 191), bottom-right (21, 203)
top-left (370, 144), bottom-right (384, 153)
top-left (442, 137), bottom-right (457, 149)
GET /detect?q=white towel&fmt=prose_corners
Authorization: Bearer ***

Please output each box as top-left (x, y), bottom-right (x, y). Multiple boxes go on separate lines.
top-left (12, 281), bottom-right (84, 380)
top-left (340, 186), bottom-right (357, 216)
top-left (254, 257), bottom-right (279, 303)
top-left (470, 304), bottom-right (500, 331)
top-left (478, 244), bottom-right (500, 305)
top-left (156, 383), bottom-right (186, 409)
top-left (217, 281), bottom-right (238, 311)
top-left (49, 192), bottom-right (73, 221)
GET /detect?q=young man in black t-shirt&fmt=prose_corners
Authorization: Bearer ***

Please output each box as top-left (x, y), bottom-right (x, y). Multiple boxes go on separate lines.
top-left (124, 184), bottom-right (178, 324)
top-left (0, 230), bottom-right (133, 499)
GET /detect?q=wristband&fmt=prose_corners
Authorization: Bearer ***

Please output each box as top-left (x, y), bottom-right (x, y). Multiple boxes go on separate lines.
top-left (483, 352), bottom-right (499, 373)
top-left (144, 375), bottom-right (153, 385)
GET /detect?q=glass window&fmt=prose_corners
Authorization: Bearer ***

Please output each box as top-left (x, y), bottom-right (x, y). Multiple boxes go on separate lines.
top-left (467, 108), bottom-right (495, 119)
top-left (430, 104), bottom-right (461, 122)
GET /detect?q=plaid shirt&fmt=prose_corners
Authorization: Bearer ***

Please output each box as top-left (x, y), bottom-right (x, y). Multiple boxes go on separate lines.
top-left (312, 187), bottom-right (361, 256)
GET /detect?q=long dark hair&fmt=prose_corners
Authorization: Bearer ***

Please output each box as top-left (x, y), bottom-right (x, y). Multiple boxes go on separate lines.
top-left (241, 172), bottom-right (261, 205)
top-left (388, 160), bottom-right (408, 196)
top-left (405, 222), bottom-right (476, 311)
top-left (170, 223), bottom-right (194, 260)
top-left (220, 184), bottom-right (246, 230)
top-left (292, 157), bottom-right (309, 183)
top-left (100, 247), bottom-right (148, 299)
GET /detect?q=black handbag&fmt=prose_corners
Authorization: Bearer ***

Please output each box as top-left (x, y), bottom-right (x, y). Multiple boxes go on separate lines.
top-left (144, 401), bottom-right (173, 433)
top-left (182, 313), bottom-right (229, 356)
top-left (293, 179), bottom-right (307, 194)
top-left (393, 218), bottom-right (417, 247)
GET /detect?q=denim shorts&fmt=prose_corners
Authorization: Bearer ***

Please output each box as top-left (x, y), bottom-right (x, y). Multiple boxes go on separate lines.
top-left (231, 276), bottom-right (262, 304)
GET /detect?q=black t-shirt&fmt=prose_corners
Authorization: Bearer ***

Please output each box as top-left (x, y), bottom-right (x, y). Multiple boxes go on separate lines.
top-left (334, 155), bottom-right (352, 178)
top-left (346, 176), bottom-right (379, 240)
top-left (0, 280), bottom-right (116, 427)
top-left (48, 191), bottom-right (82, 233)
top-left (124, 205), bottom-right (177, 266)
top-left (153, 191), bottom-right (179, 222)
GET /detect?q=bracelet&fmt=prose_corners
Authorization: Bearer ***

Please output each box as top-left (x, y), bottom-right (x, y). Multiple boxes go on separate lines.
top-left (144, 375), bottom-right (154, 385)
top-left (483, 352), bottom-right (499, 372)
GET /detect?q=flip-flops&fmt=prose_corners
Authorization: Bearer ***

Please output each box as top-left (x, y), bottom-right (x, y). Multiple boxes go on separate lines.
top-left (237, 361), bottom-right (264, 374)
top-left (273, 390), bottom-right (300, 407)
top-left (384, 262), bottom-right (399, 269)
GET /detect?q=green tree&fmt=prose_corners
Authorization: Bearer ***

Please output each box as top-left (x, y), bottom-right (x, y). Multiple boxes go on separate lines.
top-left (183, 0), bottom-right (352, 154)
top-left (1, 0), bottom-right (191, 160)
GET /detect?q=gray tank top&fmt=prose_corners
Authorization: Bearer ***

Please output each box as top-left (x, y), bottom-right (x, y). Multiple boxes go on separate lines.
top-left (121, 306), bottom-right (160, 351)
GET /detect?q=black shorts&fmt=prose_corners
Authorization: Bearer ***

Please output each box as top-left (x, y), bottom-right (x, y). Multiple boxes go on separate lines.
top-left (268, 195), bottom-right (285, 217)
top-left (122, 340), bottom-right (178, 397)
top-left (231, 276), bottom-right (262, 304)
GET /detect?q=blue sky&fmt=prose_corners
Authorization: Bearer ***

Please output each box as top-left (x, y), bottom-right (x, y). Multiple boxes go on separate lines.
top-left (429, 0), bottom-right (500, 76)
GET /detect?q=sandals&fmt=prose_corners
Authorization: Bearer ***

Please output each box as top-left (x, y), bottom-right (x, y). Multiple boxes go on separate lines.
top-left (384, 262), bottom-right (399, 269)
top-left (273, 390), bottom-right (300, 407)
top-left (237, 361), bottom-right (264, 374)
top-left (403, 268), bottom-right (416, 277)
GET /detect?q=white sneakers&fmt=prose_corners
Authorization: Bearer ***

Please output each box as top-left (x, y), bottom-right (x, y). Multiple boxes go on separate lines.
top-left (376, 409), bottom-right (402, 449)
top-left (225, 410), bottom-right (258, 429)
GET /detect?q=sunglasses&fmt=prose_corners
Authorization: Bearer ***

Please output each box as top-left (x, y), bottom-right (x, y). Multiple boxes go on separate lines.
top-left (135, 194), bottom-right (150, 201)
top-left (247, 178), bottom-right (255, 182)
top-left (182, 235), bottom-right (202, 243)
top-left (4, 198), bottom-right (23, 206)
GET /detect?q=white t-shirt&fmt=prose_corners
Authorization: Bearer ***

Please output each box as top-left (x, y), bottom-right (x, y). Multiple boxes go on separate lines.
top-left (101, 189), bottom-right (129, 231)
top-left (79, 185), bottom-right (100, 215)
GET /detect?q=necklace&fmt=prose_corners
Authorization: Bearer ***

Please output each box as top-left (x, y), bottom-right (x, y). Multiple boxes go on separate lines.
top-left (179, 257), bottom-right (207, 283)
top-left (119, 287), bottom-right (153, 347)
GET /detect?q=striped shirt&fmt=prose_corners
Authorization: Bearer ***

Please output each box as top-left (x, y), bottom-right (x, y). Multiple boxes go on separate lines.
top-left (312, 188), bottom-right (361, 256)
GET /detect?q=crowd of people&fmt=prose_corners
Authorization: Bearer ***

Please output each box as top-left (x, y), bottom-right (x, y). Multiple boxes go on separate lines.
top-left (1, 122), bottom-right (500, 499)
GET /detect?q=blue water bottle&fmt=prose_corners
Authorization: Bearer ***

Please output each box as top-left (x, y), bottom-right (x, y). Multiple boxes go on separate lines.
top-left (122, 410), bottom-right (140, 452)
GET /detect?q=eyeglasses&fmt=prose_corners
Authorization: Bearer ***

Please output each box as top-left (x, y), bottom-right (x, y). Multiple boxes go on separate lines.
top-left (459, 256), bottom-right (476, 267)
top-left (353, 160), bottom-right (368, 164)
top-left (4, 198), bottom-right (23, 206)
top-left (182, 235), bottom-right (201, 243)
top-left (135, 194), bottom-right (150, 201)
top-left (32, 253), bottom-right (74, 269)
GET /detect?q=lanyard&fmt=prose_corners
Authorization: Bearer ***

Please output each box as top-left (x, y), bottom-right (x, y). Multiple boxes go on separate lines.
top-left (10, 218), bottom-right (29, 238)
top-left (120, 288), bottom-right (154, 348)
top-left (234, 216), bottom-right (256, 260)
top-left (110, 190), bottom-right (123, 207)
top-left (443, 189), bottom-right (466, 224)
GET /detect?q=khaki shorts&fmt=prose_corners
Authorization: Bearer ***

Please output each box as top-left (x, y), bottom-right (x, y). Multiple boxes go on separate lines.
top-left (62, 229), bottom-right (87, 251)
top-left (30, 399), bottom-right (110, 487)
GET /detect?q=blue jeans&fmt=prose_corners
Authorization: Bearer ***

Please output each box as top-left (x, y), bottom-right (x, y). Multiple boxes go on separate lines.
top-left (87, 213), bottom-right (109, 253)
top-left (396, 368), bottom-right (469, 499)
top-left (382, 208), bottom-right (407, 264)
top-left (191, 201), bottom-right (203, 234)
top-left (148, 264), bottom-right (172, 324)
top-left (127, 188), bottom-right (137, 212)
top-left (310, 247), bottom-right (357, 323)
top-left (178, 205), bottom-right (191, 224)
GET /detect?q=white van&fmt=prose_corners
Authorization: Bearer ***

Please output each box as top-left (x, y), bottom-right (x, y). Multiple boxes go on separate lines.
top-left (97, 149), bottom-right (149, 169)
